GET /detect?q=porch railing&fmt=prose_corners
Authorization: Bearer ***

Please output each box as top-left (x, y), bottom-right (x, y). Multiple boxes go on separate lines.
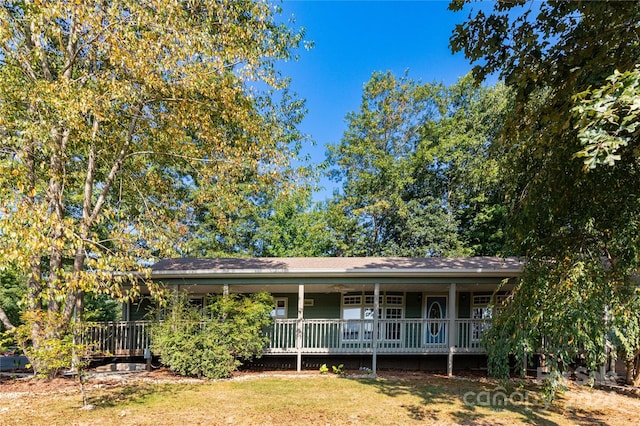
top-left (84, 318), bottom-right (491, 357)
top-left (265, 319), bottom-right (490, 354)
top-left (84, 321), bottom-right (152, 357)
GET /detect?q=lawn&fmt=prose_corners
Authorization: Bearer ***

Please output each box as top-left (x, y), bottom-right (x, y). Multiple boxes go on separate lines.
top-left (1, 370), bottom-right (638, 425)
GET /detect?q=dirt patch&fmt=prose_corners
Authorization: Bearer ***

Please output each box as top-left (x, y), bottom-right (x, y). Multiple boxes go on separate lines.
top-left (0, 376), bottom-right (77, 395)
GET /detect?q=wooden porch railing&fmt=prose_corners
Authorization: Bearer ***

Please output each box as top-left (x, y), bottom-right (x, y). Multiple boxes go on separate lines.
top-left (84, 318), bottom-right (491, 358)
top-left (84, 321), bottom-right (152, 357)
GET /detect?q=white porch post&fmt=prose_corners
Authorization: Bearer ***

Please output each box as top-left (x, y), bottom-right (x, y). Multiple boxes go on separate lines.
top-left (448, 283), bottom-right (457, 377)
top-left (296, 284), bottom-right (305, 372)
top-left (221, 284), bottom-right (230, 322)
top-left (372, 282), bottom-right (380, 376)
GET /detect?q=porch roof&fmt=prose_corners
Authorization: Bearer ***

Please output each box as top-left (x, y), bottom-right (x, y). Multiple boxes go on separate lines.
top-left (151, 257), bottom-right (523, 280)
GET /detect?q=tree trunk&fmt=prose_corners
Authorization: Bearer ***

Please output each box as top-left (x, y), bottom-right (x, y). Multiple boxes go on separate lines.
top-left (625, 355), bottom-right (640, 386)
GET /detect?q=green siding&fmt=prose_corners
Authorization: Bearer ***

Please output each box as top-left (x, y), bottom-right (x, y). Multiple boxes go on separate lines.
top-left (458, 292), bottom-right (471, 319)
top-left (405, 292), bottom-right (422, 319)
top-left (125, 289), bottom-right (486, 321)
top-left (271, 293), bottom-right (341, 319)
top-left (304, 293), bottom-right (341, 319)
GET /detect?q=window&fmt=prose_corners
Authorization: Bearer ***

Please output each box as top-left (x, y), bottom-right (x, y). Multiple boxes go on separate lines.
top-left (423, 296), bottom-right (447, 345)
top-left (384, 307), bottom-right (402, 340)
top-left (364, 295), bottom-right (383, 305)
top-left (271, 298), bottom-right (288, 319)
top-left (386, 295), bottom-right (403, 305)
top-left (473, 295), bottom-right (492, 306)
top-left (189, 297), bottom-right (204, 310)
top-left (343, 295), bottom-right (362, 305)
top-left (470, 293), bottom-right (509, 341)
top-left (429, 302), bottom-right (443, 337)
top-left (342, 306), bottom-right (362, 340)
top-left (341, 293), bottom-right (404, 341)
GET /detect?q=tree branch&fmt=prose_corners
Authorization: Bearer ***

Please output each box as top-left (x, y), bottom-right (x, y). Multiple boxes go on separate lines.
top-left (62, 5), bottom-right (77, 81)
top-left (89, 103), bottom-right (143, 225)
top-left (30, 19), bottom-right (53, 81)
top-left (124, 150), bottom-right (238, 164)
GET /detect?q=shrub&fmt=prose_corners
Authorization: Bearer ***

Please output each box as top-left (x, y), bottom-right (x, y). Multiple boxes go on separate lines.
top-left (11, 311), bottom-right (92, 380)
top-left (150, 292), bottom-right (274, 379)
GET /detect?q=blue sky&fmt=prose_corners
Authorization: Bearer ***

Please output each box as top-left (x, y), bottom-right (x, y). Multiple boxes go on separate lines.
top-left (275, 1), bottom-right (490, 201)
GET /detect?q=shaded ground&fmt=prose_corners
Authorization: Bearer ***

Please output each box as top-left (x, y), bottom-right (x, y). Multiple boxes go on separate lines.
top-left (1, 368), bottom-right (639, 425)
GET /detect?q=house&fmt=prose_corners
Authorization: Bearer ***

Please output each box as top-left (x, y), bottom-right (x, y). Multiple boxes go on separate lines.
top-left (91, 257), bottom-right (522, 375)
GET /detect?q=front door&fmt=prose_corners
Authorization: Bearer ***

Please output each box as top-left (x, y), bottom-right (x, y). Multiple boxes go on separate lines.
top-left (425, 296), bottom-right (447, 344)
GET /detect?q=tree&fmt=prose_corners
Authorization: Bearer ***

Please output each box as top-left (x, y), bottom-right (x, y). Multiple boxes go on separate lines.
top-left (186, 180), bottom-right (333, 258)
top-left (250, 189), bottom-right (335, 257)
top-left (410, 75), bottom-right (510, 256)
top-left (0, 0), bottom-right (305, 375)
top-left (451, 0), bottom-right (640, 384)
top-left (326, 71), bottom-right (510, 257)
top-left (326, 71), bottom-right (431, 256)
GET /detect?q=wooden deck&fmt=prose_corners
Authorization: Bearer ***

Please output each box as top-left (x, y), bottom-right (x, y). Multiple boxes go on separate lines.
top-left (84, 318), bottom-right (490, 358)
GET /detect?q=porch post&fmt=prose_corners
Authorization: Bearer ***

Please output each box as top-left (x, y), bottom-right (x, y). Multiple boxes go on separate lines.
top-left (448, 282), bottom-right (457, 377)
top-left (122, 301), bottom-right (130, 321)
top-left (296, 283), bottom-right (305, 372)
top-left (223, 284), bottom-right (229, 297)
top-left (372, 282), bottom-right (380, 376)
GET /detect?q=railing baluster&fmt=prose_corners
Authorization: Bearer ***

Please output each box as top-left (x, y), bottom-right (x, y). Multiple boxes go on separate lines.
top-left (85, 318), bottom-right (492, 358)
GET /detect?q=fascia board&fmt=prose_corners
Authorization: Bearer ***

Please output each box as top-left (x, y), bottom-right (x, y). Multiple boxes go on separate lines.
top-left (150, 267), bottom-right (522, 280)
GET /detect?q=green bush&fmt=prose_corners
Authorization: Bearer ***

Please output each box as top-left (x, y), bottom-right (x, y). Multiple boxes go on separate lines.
top-left (150, 292), bottom-right (274, 379)
top-left (11, 311), bottom-right (91, 379)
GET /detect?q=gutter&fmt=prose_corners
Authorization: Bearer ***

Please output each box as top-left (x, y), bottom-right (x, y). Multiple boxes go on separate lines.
top-left (150, 267), bottom-right (523, 280)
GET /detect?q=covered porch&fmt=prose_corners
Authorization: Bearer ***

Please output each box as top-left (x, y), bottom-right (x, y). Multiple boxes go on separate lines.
top-left (103, 257), bottom-right (520, 375)
top-left (89, 282), bottom-right (502, 375)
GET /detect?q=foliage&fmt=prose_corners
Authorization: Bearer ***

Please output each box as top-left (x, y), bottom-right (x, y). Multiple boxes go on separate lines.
top-left (574, 65), bottom-right (640, 168)
top-left (318, 363), bottom-right (349, 375)
top-left (83, 294), bottom-right (121, 323)
top-left (187, 184), bottom-right (333, 257)
top-left (451, 0), bottom-right (640, 387)
top-left (0, 0), bottom-right (306, 372)
top-left (326, 71), bottom-right (510, 256)
top-left (0, 267), bottom-right (24, 333)
top-left (10, 310), bottom-right (91, 378)
top-left (541, 370), bottom-right (567, 409)
top-left (150, 292), bottom-right (274, 379)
